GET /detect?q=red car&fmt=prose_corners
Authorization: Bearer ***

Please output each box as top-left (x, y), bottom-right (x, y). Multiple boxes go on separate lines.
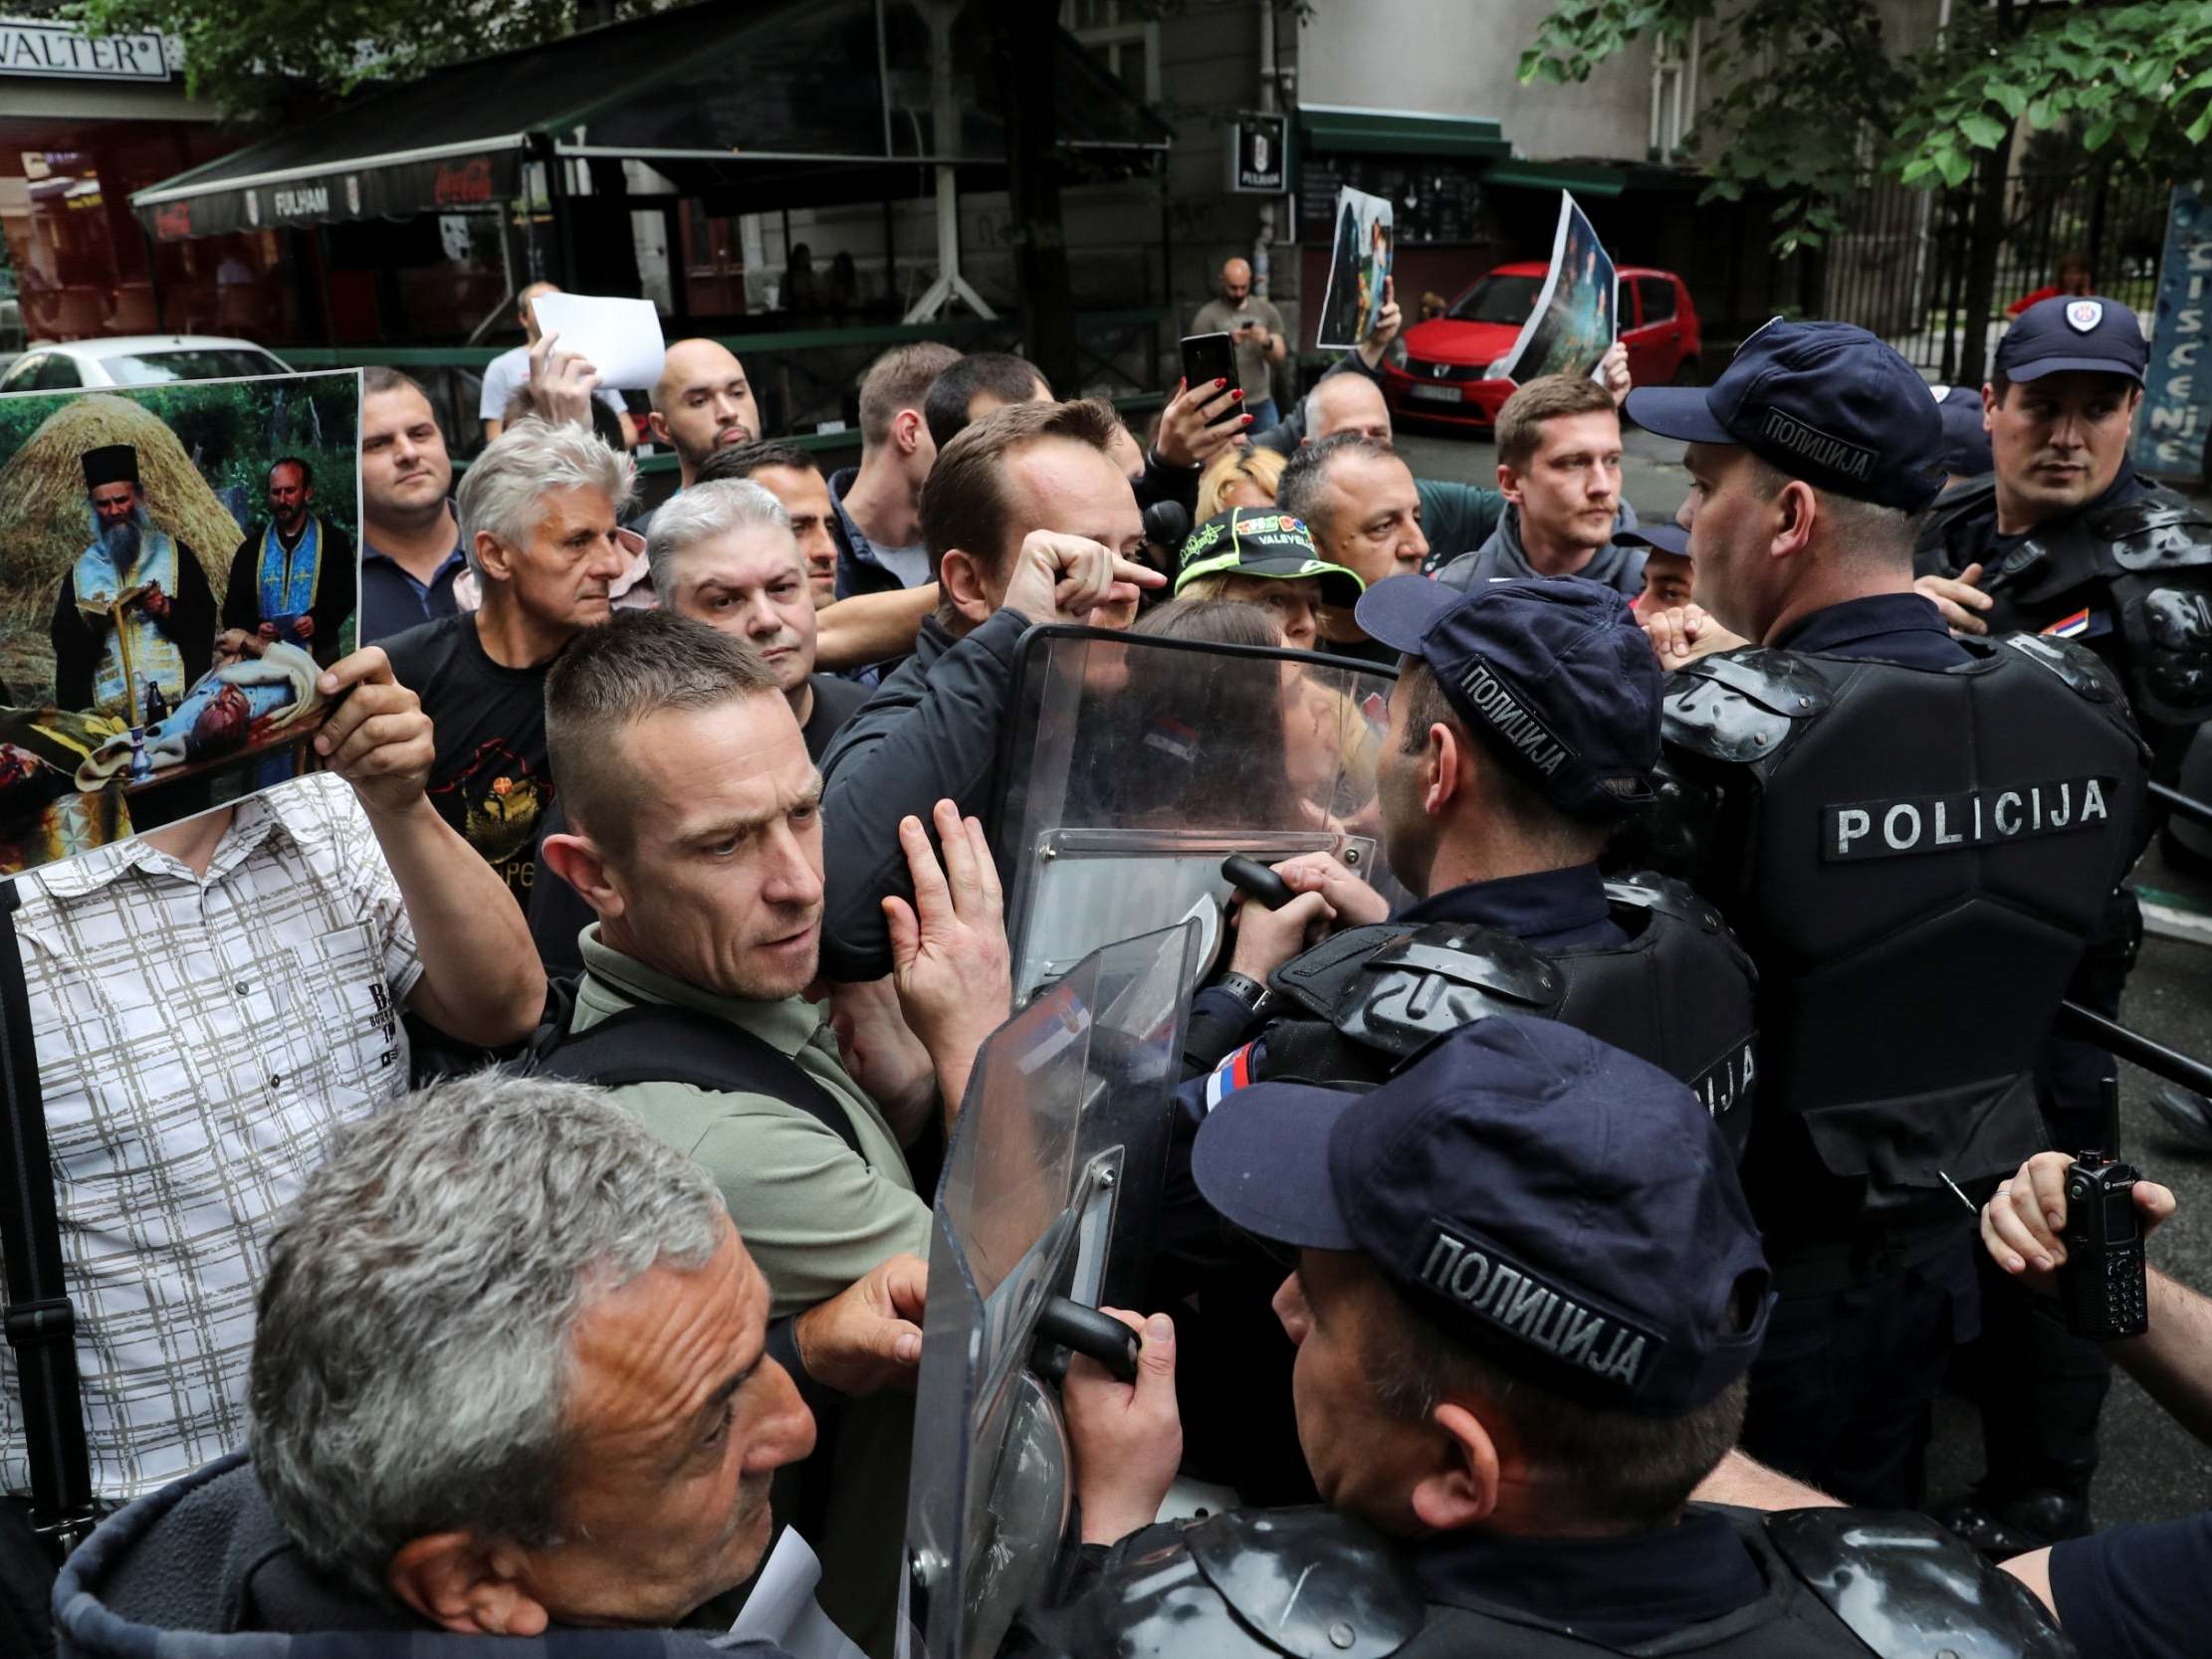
top-left (1382, 262), bottom-right (1701, 432)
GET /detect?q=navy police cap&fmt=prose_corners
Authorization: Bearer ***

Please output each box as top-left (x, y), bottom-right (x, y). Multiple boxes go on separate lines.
top-left (1192, 1016), bottom-right (1772, 1416)
top-left (1995, 294), bottom-right (2147, 386)
top-left (1612, 521), bottom-right (1689, 558)
top-left (1355, 574), bottom-right (1660, 822)
top-left (1626, 318), bottom-right (1944, 513)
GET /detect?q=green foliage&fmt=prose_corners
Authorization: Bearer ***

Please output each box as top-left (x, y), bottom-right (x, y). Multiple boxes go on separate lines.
top-left (66, 0), bottom-right (669, 113)
top-left (1523, 0), bottom-right (2212, 255)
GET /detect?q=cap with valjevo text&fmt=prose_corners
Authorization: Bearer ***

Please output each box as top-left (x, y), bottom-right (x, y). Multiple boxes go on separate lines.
top-left (1176, 507), bottom-right (1365, 607)
top-left (1354, 574), bottom-right (1660, 820)
top-left (1192, 1015), bottom-right (1771, 1415)
top-left (1625, 319), bottom-right (1944, 513)
top-left (1612, 521), bottom-right (1689, 559)
top-left (1994, 294), bottom-right (2147, 386)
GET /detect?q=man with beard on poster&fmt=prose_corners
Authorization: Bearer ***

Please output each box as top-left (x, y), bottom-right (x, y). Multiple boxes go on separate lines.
top-left (50, 443), bottom-right (217, 725)
top-left (219, 457), bottom-right (357, 669)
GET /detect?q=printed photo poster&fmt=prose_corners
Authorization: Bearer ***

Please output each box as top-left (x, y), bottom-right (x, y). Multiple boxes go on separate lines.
top-left (1497, 192), bottom-right (1619, 386)
top-left (2131, 178), bottom-right (2212, 482)
top-left (1316, 185), bottom-right (1395, 350)
top-left (0, 369), bottom-right (362, 878)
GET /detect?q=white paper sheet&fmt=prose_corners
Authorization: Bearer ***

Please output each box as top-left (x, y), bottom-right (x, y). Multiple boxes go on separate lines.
top-left (526, 293), bottom-right (667, 390)
top-left (729, 1527), bottom-right (870, 1659)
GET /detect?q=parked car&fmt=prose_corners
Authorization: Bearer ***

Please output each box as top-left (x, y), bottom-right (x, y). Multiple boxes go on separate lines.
top-left (0, 334), bottom-right (293, 394)
top-left (1381, 263), bottom-right (1700, 433)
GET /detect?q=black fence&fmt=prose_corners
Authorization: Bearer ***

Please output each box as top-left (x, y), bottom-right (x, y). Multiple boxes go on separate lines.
top-left (1824, 165), bottom-right (2170, 380)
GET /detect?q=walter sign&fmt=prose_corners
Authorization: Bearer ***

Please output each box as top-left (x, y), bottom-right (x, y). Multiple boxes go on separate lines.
top-left (2132, 179), bottom-right (2212, 484)
top-left (0, 17), bottom-right (169, 81)
top-left (1228, 112), bottom-right (1287, 194)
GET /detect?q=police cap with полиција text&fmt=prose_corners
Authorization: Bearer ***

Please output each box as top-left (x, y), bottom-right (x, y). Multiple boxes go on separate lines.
top-left (1626, 319), bottom-right (1945, 514)
top-left (1190, 1015), bottom-right (1772, 1416)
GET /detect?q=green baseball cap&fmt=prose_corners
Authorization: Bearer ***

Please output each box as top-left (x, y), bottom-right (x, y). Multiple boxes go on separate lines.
top-left (1175, 507), bottom-right (1365, 608)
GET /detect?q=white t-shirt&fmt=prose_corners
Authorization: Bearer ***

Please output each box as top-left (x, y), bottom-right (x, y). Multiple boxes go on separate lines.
top-left (478, 343), bottom-right (627, 423)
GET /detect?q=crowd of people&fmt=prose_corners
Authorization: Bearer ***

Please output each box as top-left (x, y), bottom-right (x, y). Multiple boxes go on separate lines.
top-left (4, 273), bottom-right (2211, 1659)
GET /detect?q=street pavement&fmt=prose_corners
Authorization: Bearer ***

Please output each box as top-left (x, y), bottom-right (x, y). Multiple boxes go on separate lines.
top-left (1399, 414), bottom-right (2212, 1533)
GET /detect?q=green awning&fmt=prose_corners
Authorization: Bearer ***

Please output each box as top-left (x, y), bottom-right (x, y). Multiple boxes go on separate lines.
top-left (1482, 159), bottom-right (1628, 197)
top-left (1295, 104), bottom-right (1511, 161)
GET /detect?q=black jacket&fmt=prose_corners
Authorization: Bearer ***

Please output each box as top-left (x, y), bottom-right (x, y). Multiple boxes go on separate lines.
top-left (817, 607), bottom-right (1030, 981)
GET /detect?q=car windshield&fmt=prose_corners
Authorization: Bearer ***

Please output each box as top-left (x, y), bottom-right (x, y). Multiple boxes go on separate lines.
top-left (99, 348), bottom-right (287, 385)
top-left (1448, 275), bottom-right (1542, 325)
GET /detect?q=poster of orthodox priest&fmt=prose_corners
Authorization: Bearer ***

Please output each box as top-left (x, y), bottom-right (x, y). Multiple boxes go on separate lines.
top-left (0, 370), bottom-right (362, 876)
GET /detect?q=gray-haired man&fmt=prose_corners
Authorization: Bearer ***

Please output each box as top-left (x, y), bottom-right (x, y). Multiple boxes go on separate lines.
top-left (51, 1072), bottom-right (926, 1654)
top-left (382, 416), bottom-right (633, 900)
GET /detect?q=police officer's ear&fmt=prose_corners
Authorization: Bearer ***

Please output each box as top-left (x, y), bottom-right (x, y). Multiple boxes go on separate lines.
top-left (386, 1530), bottom-right (553, 1636)
top-left (1409, 1400), bottom-right (1501, 1532)
top-left (1768, 479), bottom-right (1820, 563)
top-left (541, 830), bottom-right (625, 922)
top-left (937, 547), bottom-right (995, 627)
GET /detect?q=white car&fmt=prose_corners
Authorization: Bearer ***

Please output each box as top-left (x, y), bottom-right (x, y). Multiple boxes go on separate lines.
top-left (0, 334), bottom-right (293, 394)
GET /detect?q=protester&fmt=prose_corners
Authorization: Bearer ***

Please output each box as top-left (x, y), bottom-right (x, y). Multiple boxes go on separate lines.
top-left (47, 1071), bottom-right (928, 1653)
top-left (816, 398), bottom-right (1164, 981)
top-left (478, 281), bottom-right (633, 447)
top-left (0, 647), bottom-right (544, 1647)
top-left (1029, 1018), bottom-right (2058, 1657)
top-left (2007, 250), bottom-right (2095, 315)
top-left (1195, 444), bottom-right (1285, 518)
top-left (701, 439), bottom-right (842, 604)
top-left (922, 350), bottom-right (1052, 452)
top-left (1623, 520), bottom-right (1695, 618)
top-left (381, 417), bottom-right (633, 901)
top-left (537, 611), bottom-right (1008, 1652)
top-left (1171, 506), bottom-right (1360, 653)
top-left (528, 482), bottom-right (869, 976)
top-left (218, 457), bottom-right (356, 669)
top-left (830, 342), bottom-right (963, 599)
top-left (357, 367), bottom-right (468, 644)
top-left (1434, 373), bottom-right (1641, 596)
top-left (1274, 432), bottom-right (1429, 663)
top-left (646, 337), bottom-right (762, 492)
top-left (51, 443), bottom-right (217, 723)
top-left (1623, 319), bottom-right (2149, 1507)
top-left (1189, 256), bottom-right (1287, 428)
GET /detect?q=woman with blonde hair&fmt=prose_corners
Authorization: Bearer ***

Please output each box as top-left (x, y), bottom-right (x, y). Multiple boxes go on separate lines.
top-left (1195, 444), bottom-right (1287, 520)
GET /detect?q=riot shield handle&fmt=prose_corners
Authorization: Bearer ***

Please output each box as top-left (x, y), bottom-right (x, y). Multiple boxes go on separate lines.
top-left (1035, 1295), bottom-right (1140, 1381)
top-left (2149, 781), bottom-right (2212, 831)
top-left (1222, 854), bottom-right (1293, 912)
top-left (2057, 1000), bottom-right (2212, 1098)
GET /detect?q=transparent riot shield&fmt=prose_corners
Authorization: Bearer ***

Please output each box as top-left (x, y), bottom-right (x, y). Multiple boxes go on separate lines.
top-left (901, 921), bottom-right (1200, 1659)
top-left (993, 624), bottom-right (1405, 1003)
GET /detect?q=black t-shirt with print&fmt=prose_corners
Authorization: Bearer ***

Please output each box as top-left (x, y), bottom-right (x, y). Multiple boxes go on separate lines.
top-left (381, 613), bottom-right (553, 904)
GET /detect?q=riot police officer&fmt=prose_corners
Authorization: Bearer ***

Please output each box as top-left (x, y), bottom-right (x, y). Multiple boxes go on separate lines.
top-left (1909, 293), bottom-right (2205, 1552)
top-left (1621, 320), bottom-right (2148, 1508)
top-left (1164, 577), bottom-right (1758, 1504)
top-left (1029, 1017), bottom-right (2070, 1659)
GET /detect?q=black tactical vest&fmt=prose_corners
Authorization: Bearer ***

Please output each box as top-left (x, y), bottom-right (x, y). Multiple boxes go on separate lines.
top-left (1036, 1504), bottom-right (2075, 1659)
top-left (1642, 637), bottom-right (2145, 1216)
top-left (1918, 477), bottom-right (2212, 726)
top-left (1240, 876), bottom-right (1757, 1158)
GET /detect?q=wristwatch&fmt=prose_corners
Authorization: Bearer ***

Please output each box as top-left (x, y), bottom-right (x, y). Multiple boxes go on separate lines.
top-left (1216, 970), bottom-right (1275, 1018)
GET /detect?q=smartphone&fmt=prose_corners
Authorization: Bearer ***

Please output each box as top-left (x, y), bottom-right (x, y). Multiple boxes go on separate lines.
top-left (1180, 331), bottom-right (1242, 425)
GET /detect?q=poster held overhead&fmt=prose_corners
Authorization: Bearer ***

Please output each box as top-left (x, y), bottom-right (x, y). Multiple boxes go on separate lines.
top-left (526, 293), bottom-right (668, 391)
top-left (1496, 191), bottom-right (1618, 387)
top-left (1315, 185), bottom-right (1394, 351)
top-left (0, 369), bottom-right (362, 879)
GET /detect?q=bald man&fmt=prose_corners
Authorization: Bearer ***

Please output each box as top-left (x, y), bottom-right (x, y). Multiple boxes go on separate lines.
top-left (649, 339), bottom-right (763, 489)
top-left (1191, 255), bottom-right (1287, 428)
top-left (480, 281), bottom-right (634, 445)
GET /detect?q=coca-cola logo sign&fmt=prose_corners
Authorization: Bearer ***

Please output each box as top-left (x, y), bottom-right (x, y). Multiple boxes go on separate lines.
top-left (434, 158), bottom-right (494, 206)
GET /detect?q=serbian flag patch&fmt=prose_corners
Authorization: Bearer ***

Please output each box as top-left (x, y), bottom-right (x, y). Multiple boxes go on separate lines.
top-left (2042, 608), bottom-right (2093, 640)
top-left (1205, 1040), bottom-right (1260, 1113)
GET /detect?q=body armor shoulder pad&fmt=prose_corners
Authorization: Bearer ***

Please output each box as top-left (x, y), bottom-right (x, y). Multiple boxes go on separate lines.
top-left (1996, 630), bottom-right (2130, 706)
top-left (1186, 1507), bottom-right (1426, 1659)
top-left (1763, 1508), bottom-right (2077, 1659)
top-left (1662, 649), bottom-right (1836, 765)
top-left (1603, 871), bottom-right (1729, 932)
top-left (1915, 477), bottom-right (2000, 575)
top-left (2095, 484), bottom-right (2212, 573)
top-left (1269, 921), bottom-right (1565, 1064)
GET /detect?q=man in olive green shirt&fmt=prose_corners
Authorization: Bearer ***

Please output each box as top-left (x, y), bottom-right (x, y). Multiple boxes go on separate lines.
top-left (1192, 256), bottom-right (1288, 429)
top-left (540, 608), bottom-right (1010, 1656)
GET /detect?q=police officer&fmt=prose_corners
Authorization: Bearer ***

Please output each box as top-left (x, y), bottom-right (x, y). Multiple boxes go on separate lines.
top-left (1029, 1018), bottom-right (2069, 1659)
top-left (1909, 294), bottom-right (2203, 1551)
top-left (1165, 574), bottom-right (1757, 1506)
top-left (1622, 319), bottom-right (2149, 1508)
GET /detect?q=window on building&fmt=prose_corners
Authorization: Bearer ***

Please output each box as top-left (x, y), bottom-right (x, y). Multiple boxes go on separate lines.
top-left (1061, 0), bottom-right (1160, 104)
